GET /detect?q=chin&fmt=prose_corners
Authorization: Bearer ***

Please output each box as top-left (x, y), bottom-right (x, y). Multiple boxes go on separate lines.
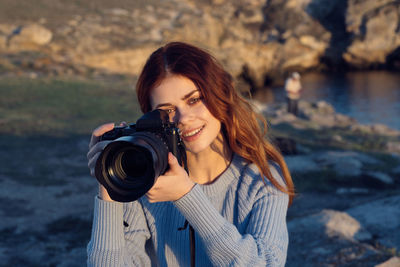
top-left (184, 143), bottom-right (211, 155)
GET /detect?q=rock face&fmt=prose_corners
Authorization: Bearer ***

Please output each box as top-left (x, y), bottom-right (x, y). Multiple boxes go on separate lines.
top-left (344, 0), bottom-right (400, 68)
top-left (1, 0), bottom-right (399, 89)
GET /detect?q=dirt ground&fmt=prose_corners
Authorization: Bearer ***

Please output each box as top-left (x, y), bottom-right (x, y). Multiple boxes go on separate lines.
top-left (0, 134), bottom-right (398, 266)
top-left (0, 135), bottom-right (96, 266)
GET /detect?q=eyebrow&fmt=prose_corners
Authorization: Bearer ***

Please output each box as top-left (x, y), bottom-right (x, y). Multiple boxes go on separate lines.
top-left (154, 89), bottom-right (199, 109)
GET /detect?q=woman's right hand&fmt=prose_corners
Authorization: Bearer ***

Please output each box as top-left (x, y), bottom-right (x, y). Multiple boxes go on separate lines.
top-left (87, 123), bottom-right (115, 201)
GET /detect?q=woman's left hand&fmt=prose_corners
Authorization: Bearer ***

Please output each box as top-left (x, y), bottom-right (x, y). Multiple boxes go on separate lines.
top-left (146, 152), bottom-right (195, 203)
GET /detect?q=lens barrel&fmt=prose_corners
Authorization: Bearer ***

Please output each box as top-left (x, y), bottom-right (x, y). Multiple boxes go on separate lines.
top-left (95, 132), bottom-right (169, 202)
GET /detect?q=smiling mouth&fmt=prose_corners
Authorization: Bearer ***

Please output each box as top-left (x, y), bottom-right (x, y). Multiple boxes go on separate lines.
top-left (182, 126), bottom-right (204, 138)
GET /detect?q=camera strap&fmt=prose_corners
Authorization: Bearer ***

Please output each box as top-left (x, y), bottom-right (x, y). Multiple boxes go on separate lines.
top-left (189, 225), bottom-right (195, 267)
top-left (178, 220), bottom-right (196, 267)
top-left (178, 147), bottom-right (195, 267)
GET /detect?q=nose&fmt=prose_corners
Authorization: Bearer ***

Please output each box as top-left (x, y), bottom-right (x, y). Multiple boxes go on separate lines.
top-left (175, 106), bottom-right (194, 126)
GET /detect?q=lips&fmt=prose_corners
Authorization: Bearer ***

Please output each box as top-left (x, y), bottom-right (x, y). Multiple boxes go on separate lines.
top-left (181, 126), bottom-right (204, 141)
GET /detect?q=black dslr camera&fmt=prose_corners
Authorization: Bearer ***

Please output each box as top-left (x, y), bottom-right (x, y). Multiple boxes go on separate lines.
top-left (95, 109), bottom-right (187, 202)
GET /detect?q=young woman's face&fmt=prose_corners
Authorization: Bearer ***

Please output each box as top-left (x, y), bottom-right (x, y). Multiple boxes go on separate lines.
top-left (150, 74), bottom-right (222, 155)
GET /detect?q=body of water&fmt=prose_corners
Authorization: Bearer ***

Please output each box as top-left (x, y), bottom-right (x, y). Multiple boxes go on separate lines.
top-left (255, 71), bottom-right (400, 130)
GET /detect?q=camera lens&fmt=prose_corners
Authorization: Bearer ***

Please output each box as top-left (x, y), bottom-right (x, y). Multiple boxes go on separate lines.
top-left (114, 147), bottom-right (149, 180)
top-left (95, 132), bottom-right (169, 202)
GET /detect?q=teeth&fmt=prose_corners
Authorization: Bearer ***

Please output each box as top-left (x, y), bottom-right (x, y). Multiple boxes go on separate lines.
top-left (183, 126), bottom-right (203, 137)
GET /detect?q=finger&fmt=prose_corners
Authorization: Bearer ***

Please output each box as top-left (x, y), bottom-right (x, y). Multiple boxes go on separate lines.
top-left (88, 151), bottom-right (101, 176)
top-left (167, 152), bottom-right (179, 169)
top-left (87, 140), bottom-right (111, 160)
top-left (89, 123), bottom-right (115, 148)
top-left (145, 189), bottom-right (157, 203)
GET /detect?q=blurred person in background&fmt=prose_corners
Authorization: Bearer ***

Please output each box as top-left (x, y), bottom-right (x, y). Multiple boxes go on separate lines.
top-left (86, 42), bottom-right (294, 267)
top-left (285, 72), bottom-right (302, 116)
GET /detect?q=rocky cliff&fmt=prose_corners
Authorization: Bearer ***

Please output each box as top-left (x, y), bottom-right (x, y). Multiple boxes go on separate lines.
top-left (256, 100), bottom-right (400, 266)
top-left (1, 0), bottom-right (400, 91)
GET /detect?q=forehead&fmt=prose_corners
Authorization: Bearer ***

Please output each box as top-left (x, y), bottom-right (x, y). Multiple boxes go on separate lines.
top-left (150, 75), bottom-right (198, 107)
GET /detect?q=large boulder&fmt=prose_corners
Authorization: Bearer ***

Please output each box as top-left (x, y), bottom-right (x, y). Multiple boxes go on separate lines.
top-left (287, 209), bottom-right (381, 266)
top-left (7, 24), bottom-right (52, 51)
top-left (347, 195), bottom-right (400, 249)
top-left (344, 0), bottom-right (400, 68)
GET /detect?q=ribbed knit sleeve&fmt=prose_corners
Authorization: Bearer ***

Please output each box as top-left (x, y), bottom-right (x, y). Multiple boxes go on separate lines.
top-left (87, 197), bottom-right (152, 267)
top-left (174, 170), bottom-right (289, 266)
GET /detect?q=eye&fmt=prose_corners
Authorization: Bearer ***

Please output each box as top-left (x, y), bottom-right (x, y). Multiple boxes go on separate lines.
top-left (165, 107), bottom-right (175, 114)
top-left (188, 96), bottom-right (203, 105)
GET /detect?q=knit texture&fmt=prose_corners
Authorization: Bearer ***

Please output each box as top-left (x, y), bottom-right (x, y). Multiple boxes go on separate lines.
top-left (87, 154), bottom-right (289, 266)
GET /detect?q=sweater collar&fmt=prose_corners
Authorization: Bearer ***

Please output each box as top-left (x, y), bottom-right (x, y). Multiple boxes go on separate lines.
top-left (199, 153), bottom-right (248, 196)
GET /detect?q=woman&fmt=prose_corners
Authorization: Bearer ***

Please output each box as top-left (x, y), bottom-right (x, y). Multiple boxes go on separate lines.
top-left (87, 42), bottom-right (294, 266)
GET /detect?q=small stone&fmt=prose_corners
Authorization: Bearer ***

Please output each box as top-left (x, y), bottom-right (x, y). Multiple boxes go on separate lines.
top-left (336, 188), bottom-right (369, 195)
top-left (109, 8), bottom-right (130, 16)
top-left (364, 172), bottom-right (394, 185)
top-left (332, 135), bottom-right (343, 142)
top-left (312, 247), bottom-right (331, 255)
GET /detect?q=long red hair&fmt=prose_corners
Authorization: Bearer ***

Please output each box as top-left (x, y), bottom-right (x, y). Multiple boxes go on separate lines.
top-left (136, 42), bottom-right (294, 204)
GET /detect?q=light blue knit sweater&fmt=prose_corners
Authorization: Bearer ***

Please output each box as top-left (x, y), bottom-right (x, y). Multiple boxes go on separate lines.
top-left (87, 154), bottom-right (289, 266)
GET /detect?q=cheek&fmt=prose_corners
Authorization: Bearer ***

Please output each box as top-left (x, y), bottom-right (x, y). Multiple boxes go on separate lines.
top-left (203, 108), bottom-right (221, 133)
top-left (191, 102), bottom-right (222, 133)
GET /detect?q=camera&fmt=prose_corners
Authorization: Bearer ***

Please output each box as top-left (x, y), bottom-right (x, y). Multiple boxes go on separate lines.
top-left (95, 109), bottom-right (187, 202)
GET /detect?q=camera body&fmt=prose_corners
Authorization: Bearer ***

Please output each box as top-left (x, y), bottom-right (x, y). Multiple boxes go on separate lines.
top-left (95, 109), bottom-right (186, 202)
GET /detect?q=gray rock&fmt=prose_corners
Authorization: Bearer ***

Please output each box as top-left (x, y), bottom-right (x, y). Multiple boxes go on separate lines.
top-left (347, 195), bottom-right (400, 249)
top-left (314, 101), bottom-right (335, 115)
top-left (316, 151), bottom-right (380, 165)
top-left (336, 158), bottom-right (363, 177)
top-left (314, 151), bottom-right (364, 176)
top-left (334, 113), bottom-right (357, 127)
top-left (288, 209), bottom-right (371, 241)
top-left (287, 209), bottom-right (377, 266)
top-left (336, 187), bottom-right (369, 195)
top-left (285, 155), bottom-right (319, 173)
top-left (297, 101), bottom-right (354, 128)
top-left (308, 113), bottom-right (336, 128)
